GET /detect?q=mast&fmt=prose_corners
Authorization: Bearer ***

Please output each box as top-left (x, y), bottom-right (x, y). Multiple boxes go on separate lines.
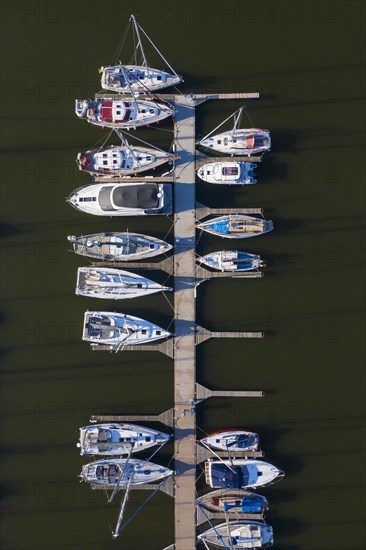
top-left (130, 15), bottom-right (150, 75)
top-left (112, 475), bottom-right (133, 538)
top-left (108, 445), bottom-right (134, 503)
top-left (232, 107), bottom-right (243, 135)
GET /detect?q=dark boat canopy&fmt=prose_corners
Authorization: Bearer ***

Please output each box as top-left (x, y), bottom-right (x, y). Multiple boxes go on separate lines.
top-left (210, 463), bottom-right (249, 489)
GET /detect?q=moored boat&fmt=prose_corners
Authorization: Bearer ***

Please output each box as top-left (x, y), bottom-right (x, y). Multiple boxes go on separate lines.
top-left (196, 489), bottom-right (269, 514)
top-left (80, 458), bottom-right (173, 487)
top-left (205, 458), bottom-right (284, 489)
top-left (197, 161), bottom-right (257, 184)
top-left (66, 182), bottom-right (172, 216)
top-left (198, 520), bottom-right (273, 548)
top-left (75, 267), bottom-right (172, 299)
top-left (82, 311), bottom-right (171, 349)
top-left (77, 423), bottom-right (170, 456)
top-left (200, 429), bottom-right (259, 452)
top-left (77, 144), bottom-right (177, 177)
top-left (199, 250), bottom-right (265, 272)
top-left (75, 96), bottom-right (174, 130)
top-left (67, 232), bottom-right (172, 261)
top-left (100, 15), bottom-right (183, 93)
top-left (197, 215), bottom-right (273, 239)
top-left (198, 107), bottom-right (271, 156)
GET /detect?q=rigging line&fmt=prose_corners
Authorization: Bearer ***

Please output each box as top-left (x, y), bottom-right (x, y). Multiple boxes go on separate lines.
top-left (200, 108), bottom-right (240, 142)
top-left (93, 485), bottom-right (114, 534)
top-left (147, 125), bottom-right (175, 133)
top-left (200, 441), bottom-right (236, 474)
top-left (118, 127), bottom-right (173, 154)
top-left (118, 478), bottom-right (169, 534)
top-left (112, 19), bottom-right (131, 66)
top-left (196, 424), bottom-right (210, 437)
top-left (162, 290), bottom-right (175, 313)
top-left (197, 504), bottom-right (231, 549)
top-left (243, 106), bottom-right (255, 127)
top-left (145, 439), bottom-right (169, 463)
top-left (137, 23), bottom-right (179, 78)
top-left (195, 468), bottom-right (206, 484)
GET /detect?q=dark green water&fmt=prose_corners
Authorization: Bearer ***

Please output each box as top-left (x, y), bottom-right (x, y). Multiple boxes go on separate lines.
top-left (1, 1), bottom-right (365, 549)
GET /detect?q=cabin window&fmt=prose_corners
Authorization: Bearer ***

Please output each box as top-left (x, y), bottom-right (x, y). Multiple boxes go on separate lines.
top-left (156, 330), bottom-right (161, 335)
top-left (157, 76), bottom-right (162, 80)
top-left (113, 160), bottom-right (118, 164)
top-left (137, 284), bottom-right (143, 288)
top-left (217, 140), bottom-right (222, 144)
top-left (141, 109), bottom-right (146, 113)
top-left (233, 139), bottom-right (237, 143)
top-left (207, 170), bottom-right (211, 175)
top-left (116, 111), bottom-right (121, 115)
top-left (149, 109), bottom-right (155, 113)
top-left (103, 153), bottom-right (107, 157)
top-left (144, 470), bottom-right (151, 475)
top-left (103, 160), bottom-right (108, 166)
top-left (146, 436), bottom-right (151, 441)
top-left (146, 156), bottom-right (151, 161)
top-left (141, 329), bottom-right (147, 334)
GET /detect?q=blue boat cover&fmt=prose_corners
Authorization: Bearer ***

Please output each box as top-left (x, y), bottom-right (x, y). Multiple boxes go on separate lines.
top-left (223, 495), bottom-right (263, 513)
top-left (210, 220), bottom-right (229, 234)
top-left (210, 463), bottom-right (249, 488)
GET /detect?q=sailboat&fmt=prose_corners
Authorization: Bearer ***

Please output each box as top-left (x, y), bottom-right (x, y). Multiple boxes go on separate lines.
top-left (196, 489), bottom-right (269, 515)
top-left (205, 458), bottom-right (284, 489)
top-left (75, 94), bottom-right (174, 129)
top-left (82, 311), bottom-right (171, 351)
top-left (198, 250), bottom-right (265, 272)
top-left (81, 458), bottom-right (173, 487)
top-left (82, 311), bottom-right (171, 349)
top-left (198, 520), bottom-right (274, 548)
top-left (75, 267), bottom-right (172, 300)
top-left (77, 423), bottom-right (170, 456)
top-left (77, 130), bottom-right (177, 177)
top-left (198, 107), bottom-right (271, 156)
top-left (197, 214), bottom-right (273, 239)
top-left (200, 429), bottom-right (259, 452)
top-left (67, 232), bottom-right (172, 261)
top-left (100, 15), bottom-right (183, 93)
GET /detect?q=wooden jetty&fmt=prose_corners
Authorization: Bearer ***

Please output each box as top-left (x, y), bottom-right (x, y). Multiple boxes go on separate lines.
top-left (170, 93), bottom-right (265, 550)
top-left (195, 153), bottom-right (263, 168)
top-left (86, 93), bottom-right (267, 548)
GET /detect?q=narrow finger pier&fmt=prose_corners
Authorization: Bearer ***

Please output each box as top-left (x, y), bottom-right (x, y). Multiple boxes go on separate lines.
top-left (172, 92), bottom-right (264, 550)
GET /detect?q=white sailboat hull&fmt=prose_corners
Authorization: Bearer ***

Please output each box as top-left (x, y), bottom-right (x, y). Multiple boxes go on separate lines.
top-left (200, 430), bottom-right (259, 452)
top-left (75, 98), bottom-right (174, 129)
top-left (199, 129), bottom-right (271, 156)
top-left (198, 520), bottom-right (273, 548)
top-left (101, 65), bottom-right (182, 93)
top-left (81, 458), bottom-right (174, 487)
top-left (82, 311), bottom-right (171, 348)
top-left (75, 267), bottom-right (171, 299)
top-left (78, 423), bottom-right (170, 456)
top-left (77, 145), bottom-right (176, 177)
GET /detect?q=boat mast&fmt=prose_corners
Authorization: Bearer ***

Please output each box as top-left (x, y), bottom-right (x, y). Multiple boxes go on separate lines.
top-left (108, 445), bottom-right (134, 503)
top-left (224, 510), bottom-right (235, 550)
top-left (130, 15), bottom-right (150, 76)
top-left (112, 475), bottom-right (133, 538)
top-left (232, 107), bottom-right (243, 135)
